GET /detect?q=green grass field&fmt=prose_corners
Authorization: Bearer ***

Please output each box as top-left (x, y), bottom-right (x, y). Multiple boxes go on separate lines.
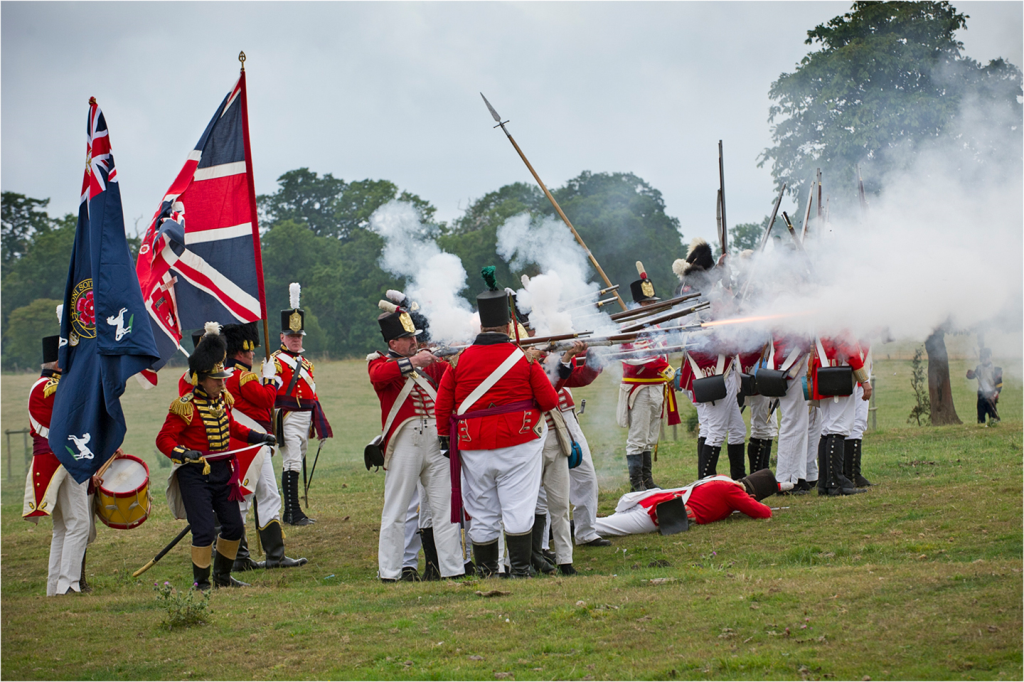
top-left (1, 340), bottom-right (1021, 680)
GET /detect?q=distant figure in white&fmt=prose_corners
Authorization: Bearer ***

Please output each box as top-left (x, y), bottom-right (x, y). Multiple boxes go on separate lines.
top-left (106, 308), bottom-right (131, 341)
top-left (67, 434), bottom-right (94, 461)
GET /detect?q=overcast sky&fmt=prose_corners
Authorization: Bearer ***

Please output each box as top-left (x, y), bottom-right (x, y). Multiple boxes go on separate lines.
top-left (2, 1), bottom-right (1021, 247)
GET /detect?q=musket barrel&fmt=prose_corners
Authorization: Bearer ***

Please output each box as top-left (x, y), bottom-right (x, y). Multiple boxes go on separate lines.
top-left (609, 292), bottom-right (702, 321)
top-left (518, 331), bottom-right (594, 347)
top-left (619, 302), bottom-right (709, 333)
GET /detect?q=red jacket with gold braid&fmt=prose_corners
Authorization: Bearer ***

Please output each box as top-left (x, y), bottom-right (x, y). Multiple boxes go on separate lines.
top-left (620, 326), bottom-right (671, 390)
top-left (368, 351), bottom-right (449, 456)
top-left (810, 335), bottom-right (869, 400)
top-left (24, 370), bottom-right (62, 518)
top-left (156, 387), bottom-right (253, 461)
top-left (271, 347), bottom-right (318, 406)
top-left (224, 359), bottom-right (276, 434)
top-left (435, 334), bottom-right (559, 449)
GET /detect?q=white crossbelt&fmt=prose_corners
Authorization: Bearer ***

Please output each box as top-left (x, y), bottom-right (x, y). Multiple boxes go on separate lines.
top-left (276, 352), bottom-right (316, 393)
top-left (382, 372), bottom-right (438, 437)
top-left (457, 348), bottom-right (525, 415)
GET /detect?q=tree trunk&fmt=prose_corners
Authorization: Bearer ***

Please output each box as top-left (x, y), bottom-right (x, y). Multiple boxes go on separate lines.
top-left (925, 327), bottom-right (961, 425)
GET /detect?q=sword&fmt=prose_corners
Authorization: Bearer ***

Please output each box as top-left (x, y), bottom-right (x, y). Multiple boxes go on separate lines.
top-left (305, 438), bottom-right (325, 499)
top-left (133, 525), bottom-right (192, 577)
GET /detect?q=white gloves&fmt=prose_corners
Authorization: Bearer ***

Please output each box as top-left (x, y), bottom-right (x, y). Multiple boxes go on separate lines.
top-left (262, 359), bottom-right (281, 386)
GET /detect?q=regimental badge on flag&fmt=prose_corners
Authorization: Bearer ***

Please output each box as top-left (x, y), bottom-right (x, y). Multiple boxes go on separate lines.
top-left (49, 99), bottom-right (160, 484)
top-left (135, 70), bottom-right (266, 377)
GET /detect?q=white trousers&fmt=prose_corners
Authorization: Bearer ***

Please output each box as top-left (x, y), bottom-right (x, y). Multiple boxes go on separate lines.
top-left (565, 411), bottom-right (600, 544)
top-left (594, 505), bottom-right (657, 537)
top-left (403, 483), bottom-right (425, 569)
top-left (280, 411), bottom-right (311, 473)
top-left (704, 371), bottom-right (746, 447)
top-left (461, 430), bottom-right (546, 544)
top-left (694, 400), bottom-right (709, 439)
top-left (47, 475), bottom-right (92, 596)
top-left (775, 358), bottom-right (809, 486)
top-left (239, 447), bottom-right (282, 526)
top-left (536, 430), bottom-right (573, 565)
top-left (851, 384), bottom-right (868, 439)
top-left (806, 405), bottom-right (822, 481)
top-left (748, 394), bottom-right (778, 440)
top-left (820, 394), bottom-right (857, 437)
top-left (626, 385), bottom-right (664, 456)
top-left (378, 420), bottom-right (462, 579)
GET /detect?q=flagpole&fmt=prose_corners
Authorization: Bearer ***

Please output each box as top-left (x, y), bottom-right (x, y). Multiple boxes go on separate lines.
top-left (237, 51), bottom-right (272, 363)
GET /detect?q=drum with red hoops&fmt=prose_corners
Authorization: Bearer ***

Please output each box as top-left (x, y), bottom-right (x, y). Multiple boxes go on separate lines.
top-left (95, 453), bottom-right (151, 529)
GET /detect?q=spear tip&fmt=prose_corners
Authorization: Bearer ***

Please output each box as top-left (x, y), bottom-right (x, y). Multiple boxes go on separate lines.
top-left (480, 92), bottom-right (502, 123)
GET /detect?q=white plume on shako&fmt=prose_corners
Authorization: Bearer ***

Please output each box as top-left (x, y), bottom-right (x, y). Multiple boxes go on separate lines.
top-left (370, 200), bottom-right (479, 343)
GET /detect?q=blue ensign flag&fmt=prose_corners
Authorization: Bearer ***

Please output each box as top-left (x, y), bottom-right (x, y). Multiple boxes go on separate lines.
top-left (49, 99), bottom-right (160, 483)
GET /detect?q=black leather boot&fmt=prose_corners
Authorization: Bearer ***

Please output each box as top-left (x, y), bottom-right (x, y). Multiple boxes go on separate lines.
top-left (825, 434), bottom-right (865, 496)
top-left (282, 471), bottom-right (314, 526)
top-left (727, 443), bottom-right (746, 480)
top-left (850, 439), bottom-right (872, 487)
top-left (419, 527), bottom-right (442, 580)
top-left (700, 443), bottom-right (721, 478)
top-left (232, 534), bottom-right (260, 572)
top-left (212, 537), bottom-right (249, 588)
top-left (641, 451), bottom-right (658, 489)
top-left (843, 437), bottom-right (855, 480)
top-left (816, 436), bottom-right (828, 495)
top-left (79, 550), bottom-right (92, 593)
top-left (473, 540), bottom-right (500, 578)
top-left (192, 545), bottom-right (212, 591)
top-left (400, 567), bottom-right (420, 581)
top-left (747, 438), bottom-right (763, 475)
top-left (258, 520), bottom-right (308, 568)
top-left (531, 514), bottom-right (555, 574)
top-left (506, 531), bottom-right (534, 579)
top-left (626, 454), bottom-right (644, 492)
top-left (697, 437), bottom-right (706, 476)
top-left (759, 439), bottom-right (774, 471)
top-left (558, 563), bottom-right (578, 576)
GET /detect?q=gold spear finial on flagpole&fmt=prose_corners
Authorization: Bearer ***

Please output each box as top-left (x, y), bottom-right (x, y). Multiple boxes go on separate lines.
top-left (239, 51), bottom-right (246, 71)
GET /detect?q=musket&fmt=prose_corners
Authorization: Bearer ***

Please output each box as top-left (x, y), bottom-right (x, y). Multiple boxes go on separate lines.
top-left (132, 525), bottom-right (192, 577)
top-left (799, 170), bottom-right (815, 242)
top-left (816, 168), bottom-right (823, 219)
top-left (780, 211), bottom-right (805, 250)
top-left (480, 93), bottom-right (628, 311)
top-left (560, 284), bottom-right (620, 307)
top-left (525, 332), bottom-right (640, 353)
top-left (718, 140), bottom-right (728, 256)
top-left (618, 302), bottom-right (710, 333)
top-left (563, 297), bottom-right (617, 314)
top-left (518, 331), bottom-right (594, 347)
top-left (609, 292), bottom-right (702, 321)
top-left (431, 344), bottom-right (470, 358)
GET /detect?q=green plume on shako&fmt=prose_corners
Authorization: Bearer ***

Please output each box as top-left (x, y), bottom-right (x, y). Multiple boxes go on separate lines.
top-left (477, 265), bottom-right (509, 328)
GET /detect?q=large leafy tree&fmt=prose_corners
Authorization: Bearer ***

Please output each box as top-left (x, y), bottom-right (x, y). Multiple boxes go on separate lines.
top-left (760, 1), bottom-right (1022, 214)
top-left (2, 192), bottom-right (53, 266)
top-left (760, 1), bottom-right (1021, 424)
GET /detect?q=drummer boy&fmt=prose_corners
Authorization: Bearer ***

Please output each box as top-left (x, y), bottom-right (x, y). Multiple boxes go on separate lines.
top-left (156, 323), bottom-right (276, 590)
top-left (23, 329), bottom-right (97, 595)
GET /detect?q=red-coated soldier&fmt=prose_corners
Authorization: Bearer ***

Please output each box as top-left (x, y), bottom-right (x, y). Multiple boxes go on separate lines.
top-left (435, 269), bottom-right (559, 578)
top-left (156, 323), bottom-right (277, 590)
top-left (809, 334), bottom-right (871, 496)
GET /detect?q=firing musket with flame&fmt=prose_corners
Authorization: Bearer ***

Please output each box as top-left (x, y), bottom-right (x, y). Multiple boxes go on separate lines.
top-left (480, 93), bottom-right (628, 311)
top-left (618, 301), bottom-right (710, 333)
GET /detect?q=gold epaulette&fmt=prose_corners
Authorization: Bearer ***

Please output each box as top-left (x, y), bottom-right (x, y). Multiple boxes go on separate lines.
top-left (43, 377), bottom-right (60, 399)
top-left (222, 389), bottom-right (235, 407)
top-left (170, 394), bottom-right (194, 424)
top-left (238, 371), bottom-right (259, 388)
top-left (302, 358), bottom-right (314, 373)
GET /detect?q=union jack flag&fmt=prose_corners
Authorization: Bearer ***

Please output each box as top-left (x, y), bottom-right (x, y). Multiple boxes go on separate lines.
top-left (136, 71), bottom-right (266, 380)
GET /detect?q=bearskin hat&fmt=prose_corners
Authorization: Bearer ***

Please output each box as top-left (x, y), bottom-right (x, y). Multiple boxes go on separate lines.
top-left (222, 322), bottom-right (261, 357)
top-left (673, 237), bottom-right (715, 280)
top-left (187, 322), bottom-right (230, 384)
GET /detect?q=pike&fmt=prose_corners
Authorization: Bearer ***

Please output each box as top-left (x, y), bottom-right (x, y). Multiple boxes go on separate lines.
top-left (609, 292), bottom-right (702, 321)
top-left (480, 93), bottom-right (627, 311)
top-left (718, 140), bottom-right (728, 256)
top-left (619, 302), bottom-right (711, 333)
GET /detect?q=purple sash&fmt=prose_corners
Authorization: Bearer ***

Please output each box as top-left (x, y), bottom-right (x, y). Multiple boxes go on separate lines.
top-left (449, 399), bottom-right (536, 524)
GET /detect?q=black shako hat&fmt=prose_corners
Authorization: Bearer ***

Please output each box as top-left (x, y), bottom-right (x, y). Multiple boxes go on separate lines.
top-left (739, 468), bottom-right (779, 501)
top-left (42, 336), bottom-right (60, 364)
top-left (630, 260), bottom-right (659, 303)
top-left (222, 322), bottom-right (261, 356)
top-left (188, 322), bottom-right (231, 385)
top-left (385, 289), bottom-right (431, 343)
top-left (477, 266), bottom-right (510, 329)
top-left (377, 300), bottom-right (420, 342)
top-left (281, 282), bottom-right (306, 336)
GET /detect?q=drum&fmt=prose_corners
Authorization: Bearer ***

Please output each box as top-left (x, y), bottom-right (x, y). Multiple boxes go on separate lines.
top-left (95, 454), bottom-right (151, 529)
